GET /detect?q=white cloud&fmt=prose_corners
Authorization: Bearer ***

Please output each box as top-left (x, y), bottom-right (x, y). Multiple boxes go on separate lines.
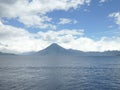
top-left (18, 15), bottom-right (56, 29)
top-left (59, 18), bottom-right (77, 25)
top-left (37, 29), bottom-right (84, 43)
top-left (0, 20), bottom-right (49, 54)
top-left (109, 12), bottom-right (120, 26)
top-left (0, 20), bottom-right (120, 54)
top-left (0, 0), bottom-right (90, 29)
top-left (60, 37), bottom-right (120, 52)
top-left (99, 0), bottom-right (106, 3)
top-left (59, 18), bottom-right (71, 25)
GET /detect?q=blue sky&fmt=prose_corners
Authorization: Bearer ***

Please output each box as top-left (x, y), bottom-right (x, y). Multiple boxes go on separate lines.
top-left (0, 0), bottom-right (120, 53)
top-left (3, 0), bottom-right (120, 37)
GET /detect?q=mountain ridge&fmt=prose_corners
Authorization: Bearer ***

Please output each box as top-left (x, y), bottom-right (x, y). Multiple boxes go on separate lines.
top-left (0, 43), bottom-right (120, 56)
top-left (35, 43), bottom-right (120, 56)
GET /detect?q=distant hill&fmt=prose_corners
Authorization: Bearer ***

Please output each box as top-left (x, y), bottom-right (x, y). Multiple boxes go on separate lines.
top-left (0, 52), bottom-right (15, 55)
top-left (35, 43), bottom-right (120, 56)
top-left (1, 43), bottom-right (119, 56)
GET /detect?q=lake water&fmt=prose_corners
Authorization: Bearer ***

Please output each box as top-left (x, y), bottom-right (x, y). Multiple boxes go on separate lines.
top-left (0, 55), bottom-right (120, 90)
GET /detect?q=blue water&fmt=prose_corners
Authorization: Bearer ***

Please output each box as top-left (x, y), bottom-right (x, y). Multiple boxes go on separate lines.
top-left (0, 55), bottom-right (120, 90)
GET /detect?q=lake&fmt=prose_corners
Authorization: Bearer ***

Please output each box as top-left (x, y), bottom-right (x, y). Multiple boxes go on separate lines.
top-left (0, 55), bottom-right (120, 90)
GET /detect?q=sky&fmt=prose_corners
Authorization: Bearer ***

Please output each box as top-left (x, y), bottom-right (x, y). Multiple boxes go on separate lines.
top-left (0, 0), bottom-right (120, 54)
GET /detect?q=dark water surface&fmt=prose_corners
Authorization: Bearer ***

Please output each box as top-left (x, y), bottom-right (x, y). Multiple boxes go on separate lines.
top-left (0, 55), bottom-right (120, 90)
